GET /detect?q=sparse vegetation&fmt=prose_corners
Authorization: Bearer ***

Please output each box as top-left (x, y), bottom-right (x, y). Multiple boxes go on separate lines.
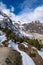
top-left (2, 40), bottom-right (8, 47)
top-left (27, 39), bottom-right (41, 50)
top-left (0, 26), bottom-right (43, 50)
top-left (18, 44), bottom-right (26, 52)
top-left (29, 52), bottom-right (36, 57)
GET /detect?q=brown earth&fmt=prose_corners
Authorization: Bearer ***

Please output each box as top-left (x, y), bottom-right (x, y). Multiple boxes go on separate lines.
top-left (18, 43), bottom-right (43, 65)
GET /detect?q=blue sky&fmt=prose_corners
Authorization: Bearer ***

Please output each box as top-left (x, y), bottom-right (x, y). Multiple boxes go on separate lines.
top-left (0, 0), bottom-right (43, 23)
top-left (0, 0), bottom-right (24, 14)
top-left (0, 0), bottom-right (43, 15)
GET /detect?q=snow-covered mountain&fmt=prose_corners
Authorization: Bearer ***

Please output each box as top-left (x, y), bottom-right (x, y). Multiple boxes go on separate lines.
top-left (0, 11), bottom-right (22, 34)
top-left (0, 11), bottom-right (34, 39)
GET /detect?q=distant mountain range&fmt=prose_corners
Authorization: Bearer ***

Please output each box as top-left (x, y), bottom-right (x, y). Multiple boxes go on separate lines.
top-left (22, 21), bottom-right (43, 34)
top-left (0, 11), bottom-right (43, 36)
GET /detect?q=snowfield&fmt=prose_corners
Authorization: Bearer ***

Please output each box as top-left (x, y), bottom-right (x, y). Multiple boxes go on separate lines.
top-left (8, 40), bottom-right (35, 65)
top-left (19, 30), bottom-right (34, 39)
top-left (0, 31), bottom-right (7, 44)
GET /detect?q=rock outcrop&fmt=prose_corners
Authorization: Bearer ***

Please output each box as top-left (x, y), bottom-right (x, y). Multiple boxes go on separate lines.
top-left (0, 47), bottom-right (22, 65)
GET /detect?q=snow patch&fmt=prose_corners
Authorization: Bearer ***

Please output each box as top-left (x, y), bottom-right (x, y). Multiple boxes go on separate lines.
top-left (32, 47), bottom-right (43, 59)
top-left (20, 31), bottom-right (33, 39)
top-left (22, 42), bottom-right (28, 48)
top-left (37, 49), bottom-right (43, 59)
top-left (0, 31), bottom-right (7, 44)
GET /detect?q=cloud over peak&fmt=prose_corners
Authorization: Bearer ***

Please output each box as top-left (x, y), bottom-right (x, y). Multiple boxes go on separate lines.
top-left (0, 2), bottom-right (19, 22)
top-left (0, 1), bottom-right (43, 24)
top-left (18, 5), bottom-right (43, 23)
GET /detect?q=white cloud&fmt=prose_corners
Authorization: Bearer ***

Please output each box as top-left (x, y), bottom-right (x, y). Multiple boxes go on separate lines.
top-left (0, 2), bottom-right (6, 11)
top-left (0, 1), bottom-right (43, 24)
top-left (18, 6), bottom-right (43, 23)
top-left (20, 0), bottom-right (37, 11)
top-left (0, 2), bottom-right (20, 23)
top-left (17, 0), bottom-right (43, 24)
top-left (0, 2), bottom-right (10, 14)
top-left (0, 2), bottom-right (14, 14)
top-left (10, 6), bottom-right (15, 12)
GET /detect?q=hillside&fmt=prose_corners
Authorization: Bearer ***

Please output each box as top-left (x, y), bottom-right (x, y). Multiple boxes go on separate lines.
top-left (0, 12), bottom-right (43, 65)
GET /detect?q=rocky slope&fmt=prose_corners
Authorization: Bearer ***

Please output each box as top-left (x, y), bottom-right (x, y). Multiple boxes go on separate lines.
top-left (0, 11), bottom-right (21, 35)
top-left (0, 47), bottom-right (22, 65)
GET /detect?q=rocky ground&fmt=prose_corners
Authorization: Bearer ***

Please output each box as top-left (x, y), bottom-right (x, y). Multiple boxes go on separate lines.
top-left (0, 47), bottom-right (22, 65)
top-left (18, 43), bottom-right (43, 65)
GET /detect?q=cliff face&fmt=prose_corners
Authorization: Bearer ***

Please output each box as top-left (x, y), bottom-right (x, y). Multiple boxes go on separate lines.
top-left (0, 11), bottom-right (21, 35)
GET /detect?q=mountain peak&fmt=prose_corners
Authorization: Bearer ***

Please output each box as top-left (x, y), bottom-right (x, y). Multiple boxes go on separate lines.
top-left (32, 20), bottom-right (41, 24)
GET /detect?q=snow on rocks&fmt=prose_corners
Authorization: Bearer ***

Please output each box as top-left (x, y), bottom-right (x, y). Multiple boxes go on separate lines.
top-left (20, 31), bottom-right (33, 39)
top-left (37, 49), bottom-right (43, 59)
top-left (0, 31), bottom-right (7, 44)
top-left (22, 42), bottom-right (28, 48)
top-left (8, 40), bottom-right (35, 65)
